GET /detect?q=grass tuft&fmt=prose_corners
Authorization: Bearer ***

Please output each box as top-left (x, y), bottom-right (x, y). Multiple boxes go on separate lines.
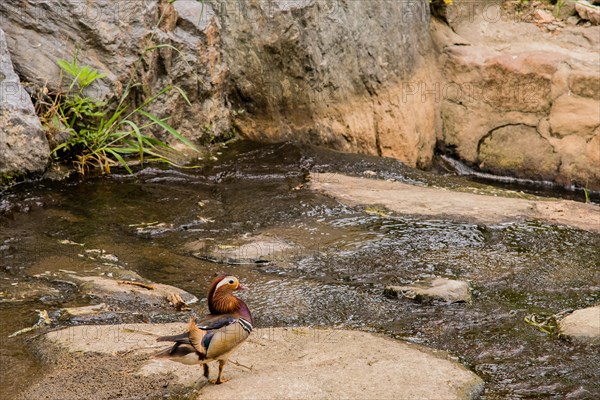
top-left (38, 53), bottom-right (198, 175)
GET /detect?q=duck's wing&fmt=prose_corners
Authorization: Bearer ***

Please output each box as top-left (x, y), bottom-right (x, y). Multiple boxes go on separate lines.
top-left (155, 315), bottom-right (251, 362)
top-left (195, 314), bottom-right (237, 330)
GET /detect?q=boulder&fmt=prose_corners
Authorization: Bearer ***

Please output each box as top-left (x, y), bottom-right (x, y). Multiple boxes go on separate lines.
top-left (386, 277), bottom-right (472, 304)
top-left (0, 27), bottom-right (50, 182)
top-left (559, 305), bottom-right (600, 343)
top-left (18, 324), bottom-right (484, 400)
top-left (219, 0), bottom-right (439, 167)
top-left (0, 0), bottom-right (231, 144)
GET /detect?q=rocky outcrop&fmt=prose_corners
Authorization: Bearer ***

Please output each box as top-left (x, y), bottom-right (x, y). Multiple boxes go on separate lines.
top-left (0, 27), bottom-right (50, 181)
top-left (19, 324), bottom-right (484, 400)
top-left (0, 0), bottom-right (438, 171)
top-left (0, 0), bottom-right (231, 144)
top-left (433, 10), bottom-right (600, 189)
top-left (1, 1), bottom-right (598, 187)
top-left (576, 1), bottom-right (600, 25)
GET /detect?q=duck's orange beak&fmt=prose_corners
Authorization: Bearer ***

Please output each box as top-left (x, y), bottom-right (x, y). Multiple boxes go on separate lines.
top-left (237, 283), bottom-right (247, 291)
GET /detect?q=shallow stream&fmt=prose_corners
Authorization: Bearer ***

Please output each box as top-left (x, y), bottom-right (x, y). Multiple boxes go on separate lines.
top-left (1, 142), bottom-right (599, 399)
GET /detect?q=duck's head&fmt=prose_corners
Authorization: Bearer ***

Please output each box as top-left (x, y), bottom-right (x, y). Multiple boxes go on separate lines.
top-left (213, 275), bottom-right (246, 293)
top-left (207, 274), bottom-right (247, 314)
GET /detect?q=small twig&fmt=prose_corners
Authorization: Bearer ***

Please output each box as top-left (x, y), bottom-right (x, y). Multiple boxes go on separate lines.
top-left (117, 280), bottom-right (156, 290)
top-left (229, 359), bottom-right (253, 371)
top-left (120, 328), bottom-right (161, 337)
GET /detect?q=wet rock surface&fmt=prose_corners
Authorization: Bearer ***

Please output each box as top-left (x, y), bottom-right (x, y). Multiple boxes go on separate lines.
top-left (559, 305), bottom-right (600, 343)
top-left (190, 234), bottom-right (298, 265)
top-left (386, 277), bottom-right (472, 304)
top-left (19, 324), bottom-right (483, 400)
top-left (72, 275), bottom-right (198, 307)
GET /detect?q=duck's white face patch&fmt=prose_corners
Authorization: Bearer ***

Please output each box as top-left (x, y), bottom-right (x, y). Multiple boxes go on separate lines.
top-left (215, 276), bottom-right (238, 290)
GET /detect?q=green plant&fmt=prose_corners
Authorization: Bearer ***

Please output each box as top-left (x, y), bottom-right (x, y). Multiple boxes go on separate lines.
top-left (554, 0), bottom-right (565, 17)
top-left (46, 54), bottom-right (198, 175)
top-left (524, 310), bottom-right (571, 338)
top-left (583, 187), bottom-right (590, 204)
top-left (56, 56), bottom-right (106, 90)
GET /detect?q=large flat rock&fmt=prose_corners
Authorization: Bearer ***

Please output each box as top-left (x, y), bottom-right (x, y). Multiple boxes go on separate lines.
top-left (310, 173), bottom-right (600, 233)
top-left (21, 324), bottom-right (483, 400)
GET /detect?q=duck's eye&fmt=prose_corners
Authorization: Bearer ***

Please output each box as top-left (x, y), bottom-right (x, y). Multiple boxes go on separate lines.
top-left (229, 280), bottom-right (234, 284)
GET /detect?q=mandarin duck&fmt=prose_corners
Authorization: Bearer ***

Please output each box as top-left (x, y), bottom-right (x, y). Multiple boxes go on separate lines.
top-left (155, 274), bottom-right (253, 384)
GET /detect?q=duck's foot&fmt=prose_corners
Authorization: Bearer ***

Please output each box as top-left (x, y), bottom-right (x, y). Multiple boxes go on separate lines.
top-left (209, 377), bottom-right (229, 385)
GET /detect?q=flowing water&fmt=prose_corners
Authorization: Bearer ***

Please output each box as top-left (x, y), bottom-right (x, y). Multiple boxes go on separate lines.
top-left (1, 141), bottom-right (599, 399)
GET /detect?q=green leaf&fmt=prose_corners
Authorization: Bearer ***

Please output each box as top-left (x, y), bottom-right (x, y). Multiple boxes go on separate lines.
top-left (173, 85), bottom-right (192, 107)
top-left (105, 148), bottom-right (133, 174)
top-left (138, 109), bottom-right (198, 152)
top-left (120, 120), bottom-right (145, 163)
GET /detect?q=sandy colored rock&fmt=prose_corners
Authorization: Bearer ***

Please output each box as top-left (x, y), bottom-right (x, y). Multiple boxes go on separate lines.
top-left (310, 172), bottom-right (600, 233)
top-left (549, 133), bottom-right (600, 188)
top-left (61, 303), bottom-right (109, 317)
top-left (576, 1), bottom-right (600, 25)
top-left (30, 324), bottom-right (484, 400)
top-left (386, 278), bottom-right (471, 303)
top-left (435, 13), bottom-right (600, 189)
top-left (190, 235), bottom-right (298, 265)
top-left (559, 306), bottom-right (600, 343)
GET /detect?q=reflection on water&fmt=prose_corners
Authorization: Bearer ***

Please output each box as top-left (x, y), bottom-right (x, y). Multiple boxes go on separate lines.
top-left (1, 141), bottom-right (598, 399)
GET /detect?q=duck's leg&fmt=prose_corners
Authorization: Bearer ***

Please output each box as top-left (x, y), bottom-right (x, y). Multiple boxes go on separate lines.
top-left (203, 364), bottom-right (210, 379)
top-left (210, 360), bottom-right (229, 384)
